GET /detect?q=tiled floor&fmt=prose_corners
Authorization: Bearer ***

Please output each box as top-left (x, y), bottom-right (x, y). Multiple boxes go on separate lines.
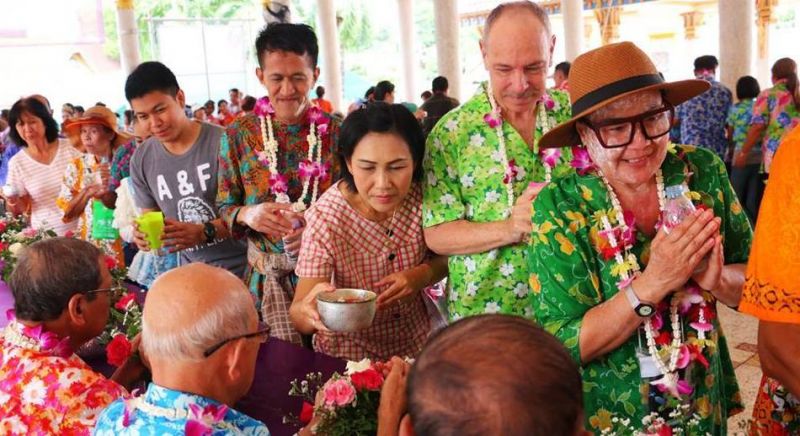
top-left (718, 304), bottom-right (762, 433)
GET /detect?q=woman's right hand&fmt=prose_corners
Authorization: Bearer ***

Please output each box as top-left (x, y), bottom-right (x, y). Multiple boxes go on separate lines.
top-left (291, 282), bottom-right (335, 333)
top-left (637, 209), bottom-right (720, 302)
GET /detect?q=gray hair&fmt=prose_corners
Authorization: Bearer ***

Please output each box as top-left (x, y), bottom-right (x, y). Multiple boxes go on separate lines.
top-left (483, 1), bottom-right (551, 43)
top-left (141, 277), bottom-right (254, 361)
top-left (9, 238), bottom-right (103, 322)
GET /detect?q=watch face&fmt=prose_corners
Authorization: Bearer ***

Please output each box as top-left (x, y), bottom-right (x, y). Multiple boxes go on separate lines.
top-left (637, 304), bottom-right (654, 317)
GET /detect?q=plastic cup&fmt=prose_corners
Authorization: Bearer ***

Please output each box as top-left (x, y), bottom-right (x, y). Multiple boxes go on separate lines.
top-left (135, 211), bottom-right (165, 250)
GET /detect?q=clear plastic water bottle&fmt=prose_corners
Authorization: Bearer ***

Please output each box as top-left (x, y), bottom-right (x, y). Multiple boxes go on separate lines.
top-left (662, 184), bottom-right (696, 232)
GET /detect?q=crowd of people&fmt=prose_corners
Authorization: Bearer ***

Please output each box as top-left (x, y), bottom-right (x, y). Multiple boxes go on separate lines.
top-left (0, 0), bottom-right (799, 434)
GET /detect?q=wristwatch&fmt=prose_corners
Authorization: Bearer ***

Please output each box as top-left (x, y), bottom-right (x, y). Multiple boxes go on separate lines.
top-left (203, 222), bottom-right (217, 243)
top-left (624, 284), bottom-right (655, 317)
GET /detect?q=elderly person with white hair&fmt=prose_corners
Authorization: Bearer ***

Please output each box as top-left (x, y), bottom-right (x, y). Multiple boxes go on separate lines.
top-left (528, 42), bottom-right (752, 434)
top-left (94, 263), bottom-right (270, 434)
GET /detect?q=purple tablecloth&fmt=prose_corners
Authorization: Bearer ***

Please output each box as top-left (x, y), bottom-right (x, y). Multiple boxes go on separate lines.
top-left (89, 338), bottom-right (346, 436)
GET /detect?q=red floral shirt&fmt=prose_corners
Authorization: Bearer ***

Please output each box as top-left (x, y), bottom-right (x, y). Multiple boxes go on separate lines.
top-left (0, 320), bottom-right (128, 435)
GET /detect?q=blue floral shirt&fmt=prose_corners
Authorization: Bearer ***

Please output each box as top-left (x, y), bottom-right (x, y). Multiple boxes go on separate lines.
top-left (94, 383), bottom-right (270, 435)
top-left (676, 75), bottom-right (733, 160)
top-left (726, 99), bottom-right (760, 165)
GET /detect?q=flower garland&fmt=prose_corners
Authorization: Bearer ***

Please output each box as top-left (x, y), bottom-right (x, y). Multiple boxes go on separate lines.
top-left (254, 97), bottom-right (331, 213)
top-left (484, 85), bottom-right (557, 216)
top-left (595, 166), bottom-right (711, 398)
top-left (121, 396), bottom-right (234, 434)
top-left (3, 310), bottom-right (73, 359)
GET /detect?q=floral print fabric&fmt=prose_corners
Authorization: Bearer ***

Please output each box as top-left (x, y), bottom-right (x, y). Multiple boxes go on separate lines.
top-left (529, 145), bottom-right (752, 434)
top-left (676, 76), bottom-right (733, 161)
top-left (751, 81), bottom-right (800, 173)
top-left (422, 83), bottom-right (573, 320)
top-left (0, 320), bottom-right (127, 435)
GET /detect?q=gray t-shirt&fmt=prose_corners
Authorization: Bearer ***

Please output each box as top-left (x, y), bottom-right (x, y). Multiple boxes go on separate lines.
top-left (130, 121), bottom-right (246, 277)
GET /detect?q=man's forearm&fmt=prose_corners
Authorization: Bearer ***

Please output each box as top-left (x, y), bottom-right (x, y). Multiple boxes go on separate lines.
top-left (424, 219), bottom-right (515, 256)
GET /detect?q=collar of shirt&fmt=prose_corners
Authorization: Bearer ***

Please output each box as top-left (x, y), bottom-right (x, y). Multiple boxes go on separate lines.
top-left (142, 383), bottom-right (225, 413)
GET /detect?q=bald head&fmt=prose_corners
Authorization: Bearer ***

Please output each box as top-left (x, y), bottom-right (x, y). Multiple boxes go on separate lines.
top-left (142, 263), bottom-right (255, 361)
top-left (482, 1), bottom-right (551, 45)
top-left (407, 315), bottom-right (583, 436)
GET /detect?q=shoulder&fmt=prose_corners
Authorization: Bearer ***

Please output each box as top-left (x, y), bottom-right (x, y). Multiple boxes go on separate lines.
top-left (131, 137), bottom-right (160, 164)
top-left (226, 408), bottom-right (271, 434)
top-left (307, 183), bottom-right (348, 224)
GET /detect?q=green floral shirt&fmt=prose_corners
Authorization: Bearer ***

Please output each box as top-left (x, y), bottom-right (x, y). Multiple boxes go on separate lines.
top-left (422, 83), bottom-right (572, 320)
top-left (529, 145), bottom-right (751, 434)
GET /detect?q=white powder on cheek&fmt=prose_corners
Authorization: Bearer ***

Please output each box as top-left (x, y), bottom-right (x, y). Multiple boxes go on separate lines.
top-left (577, 123), bottom-right (620, 175)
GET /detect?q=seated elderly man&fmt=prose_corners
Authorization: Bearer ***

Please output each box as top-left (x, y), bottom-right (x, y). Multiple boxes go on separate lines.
top-left (384, 315), bottom-right (586, 436)
top-left (0, 238), bottom-right (145, 434)
top-left (95, 263), bottom-right (270, 434)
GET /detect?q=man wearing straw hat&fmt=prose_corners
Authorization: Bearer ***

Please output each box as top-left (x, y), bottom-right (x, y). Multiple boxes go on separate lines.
top-left (529, 41), bottom-right (751, 433)
top-left (422, 1), bottom-right (572, 321)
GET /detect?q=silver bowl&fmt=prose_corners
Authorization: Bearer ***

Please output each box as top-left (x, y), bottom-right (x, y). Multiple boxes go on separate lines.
top-left (316, 288), bottom-right (377, 332)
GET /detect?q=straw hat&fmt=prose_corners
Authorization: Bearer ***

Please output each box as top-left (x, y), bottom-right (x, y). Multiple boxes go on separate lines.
top-left (62, 105), bottom-right (132, 150)
top-left (538, 42), bottom-right (710, 149)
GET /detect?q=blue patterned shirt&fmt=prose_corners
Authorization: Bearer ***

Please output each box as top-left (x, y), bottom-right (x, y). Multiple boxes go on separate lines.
top-left (94, 383), bottom-right (270, 435)
top-left (726, 99), bottom-right (761, 165)
top-left (676, 75), bottom-right (733, 160)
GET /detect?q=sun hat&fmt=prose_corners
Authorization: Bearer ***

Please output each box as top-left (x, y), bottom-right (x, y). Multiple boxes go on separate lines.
top-left (62, 105), bottom-right (132, 150)
top-left (538, 41), bottom-right (710, 149)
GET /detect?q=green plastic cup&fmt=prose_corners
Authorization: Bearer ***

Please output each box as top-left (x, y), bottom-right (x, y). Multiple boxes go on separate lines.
top-left (135, 211), bottom-right (165, 250)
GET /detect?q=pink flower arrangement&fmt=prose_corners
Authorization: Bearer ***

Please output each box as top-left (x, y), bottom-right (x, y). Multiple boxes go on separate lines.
top-left (570, 145), bottom-right (596, 175)
top-left (185, 404), bottom-right (229, 436)
top-left (6, 310), bottom-right (73, 358)
top-left (503, 159), bottom-right (520, 184)
top-left (256, 151), bottom-right (270, 166)
top-left (483, 111), bottom-right (502, 128)
top-left (540, 148), bottom-right (561, 169)
top-left (298, 160), bottom-right (332, 182)
top-left (254, 97), bottom-right (275, 117)
top-left (323, 379), bottom-right (357, 408)
top-left (269, 173), bottom-right (289, 194)
top-left (539, 93), bottom-right (556, 110)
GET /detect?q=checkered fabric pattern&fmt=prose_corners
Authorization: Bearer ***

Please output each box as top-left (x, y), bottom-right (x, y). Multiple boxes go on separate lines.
top-left (296, 183), bottom-right (432, 361)
top-left (248, 243), bottom-right (303, 345)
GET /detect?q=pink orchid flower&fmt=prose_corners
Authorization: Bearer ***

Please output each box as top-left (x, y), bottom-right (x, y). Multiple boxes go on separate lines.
top-left (315, 161), bottom-right (332, 181)
top-left (539, 93), bottom-right (555, 110)
top-left (269, 173), bottom-right (289, 194)
top-left (570, 146), bottom-right (596, 175)
top-left (679, 285), bottom-right (704, 314)
top-left (503, 159), bottom-right (519, 184)
top-left (256, 151), bottom-right (270, 166)
top-left (484, 111), bottom-right (502, 128)
top-left (540, 148), bottom-right (561, 168)
top-left (650, 311), bottom-right (664, 331)
top-left (307, 106), bottom-right (326, 125)
top-left (254, 97), bottom-right (275, 117)
top-left (316, 122), bottom-right (329, 136)
top-left (185, 404), bottom-right (228, 436)
top-left (676, 344), bottom-right (692, 370)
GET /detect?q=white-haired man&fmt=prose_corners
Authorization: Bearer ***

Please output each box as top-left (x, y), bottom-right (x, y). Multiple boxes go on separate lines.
top-left (94, 264), bottom-right (270, 434)
top-left (422, 1), bottom-right (573, 321)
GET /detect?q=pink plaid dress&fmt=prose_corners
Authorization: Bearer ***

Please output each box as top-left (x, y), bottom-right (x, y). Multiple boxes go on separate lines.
top-left (296, 182), bottom-right (432, 361)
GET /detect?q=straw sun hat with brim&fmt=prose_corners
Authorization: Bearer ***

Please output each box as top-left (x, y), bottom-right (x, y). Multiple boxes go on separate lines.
top-left (62, 105), bottom-right (132, 150)
top-left (538, 41), bottom-right (710, 150)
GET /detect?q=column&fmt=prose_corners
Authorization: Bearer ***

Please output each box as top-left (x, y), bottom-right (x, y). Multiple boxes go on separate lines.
top-left (316, 0), bottom-right (343, 112)
top-left (115, 0), bottom-right (140, 75)
top-left (261, 0), bottom-right (292, 24)
top-left (397, 0), bottom-right (416, 102)
top-left (434, 0), bottom-right (461, 100)
top-left (561, 0), bottom-right (584, 62)
top-left (756, 0), bottom-right (778, 84)
top-left (719, 0), bottom-right (754, 90)
top-left (680, 11), bottom-right (704, 64)
top-left (594, 7), bottom-right (621, 46)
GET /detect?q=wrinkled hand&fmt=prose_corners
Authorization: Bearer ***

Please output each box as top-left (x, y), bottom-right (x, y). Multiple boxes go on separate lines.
top-left (375, 267), bottom-right (427, 308)
top-left (692, 236), bottom-right (724, 291)
top-left (162, 218), bottom-right (205, 253)
top-left (83, 184), bottom-right (105, 199)
top-left (639, 209), bottom-right (719, 301)
top-left (296, 282), bottom-right (334, 332)
top-left (377, 357), bottom-right (410, 436)
top-left (239, 202), bottom-right (294, 238)
top-left (507, 183), bottom-right (545, 243)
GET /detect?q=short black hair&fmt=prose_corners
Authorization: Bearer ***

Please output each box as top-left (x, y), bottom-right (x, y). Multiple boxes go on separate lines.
top-left (1, 109), bottom-right (9, 121)
top-left (74, 105), bottom-right (85, 113)
top-left (364, 86), bottom-right (375, 99)
top-left (374, 81), bottom-right (395, 101)
top-left (8, 97), bottom-right (60, 147)
top-left (338, 103), bottom-right (425, 192)
top-left (241, 95), bottom-right (257, 112)
top-left (125, 61), bottom-right (180, 102)
top-left (204, 99), bottom-right (215, 107)
top-left (229, 87), bottom-right (240, 93)
top-left (408, 315), bottom-right (583, 436)
top-left (217, 99), bottom-right (228, 106)
top-left (10, 238), bottom-right (104, 322)
top-left (432, 76), bottom-right (448, 93)
top-left (555, 61), bottom-right (571, 76)
top-left (694, 55), bottom-right (719, 71)
top-left (316, 85), bottom-right (325, 98)
top-left (255, 22), bottom-right (318, 68)
top-left (736, 76), bottom-right (761, 100)
top-left (421, 90), bottom-right (433, 100)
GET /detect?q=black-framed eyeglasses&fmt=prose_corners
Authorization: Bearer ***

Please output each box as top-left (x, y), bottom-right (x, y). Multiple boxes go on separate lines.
top-left (203, 323), bottom-right (270, 358)
top-left (85, 285), bottom-right (127, 298)
top-left (579, 103), bottom-right (675, 149)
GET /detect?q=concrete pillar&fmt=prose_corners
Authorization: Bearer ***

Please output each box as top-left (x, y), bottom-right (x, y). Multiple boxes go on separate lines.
top-left (756, 0), bottom-right (777, 85)
top-left (434, 0), bottom-right (461, 101)
top-left (561, 0), bottom-right (584, 62)
top-left (397, 0), bottom-right (416, 102)
top-left (316, 0), bottom-right (343, 113)
top-left (115, 0), bottom-right (140, 75)
top-left (719, 0), bottom-right (754, 90)
top-left (594, 7), bottom-right (621, 46)
top-left (261, 0), bottom-right (292, 24)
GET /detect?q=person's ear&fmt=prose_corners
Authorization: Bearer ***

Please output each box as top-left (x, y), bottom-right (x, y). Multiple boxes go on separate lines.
top-left (224, 338), bottom-right (248, 382)
top-left (66, 293), bottom-right (88, 327)
top-left (176, 89), bottom-right (186, 108)
top-left (256, 67), bottom-right (265, 86)
top-left (479, 38), bottom-right (488, 70)
top-left (399, 414), bottom-right (415, 436)
top-left (313, 66), bottom-right (321, 84)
